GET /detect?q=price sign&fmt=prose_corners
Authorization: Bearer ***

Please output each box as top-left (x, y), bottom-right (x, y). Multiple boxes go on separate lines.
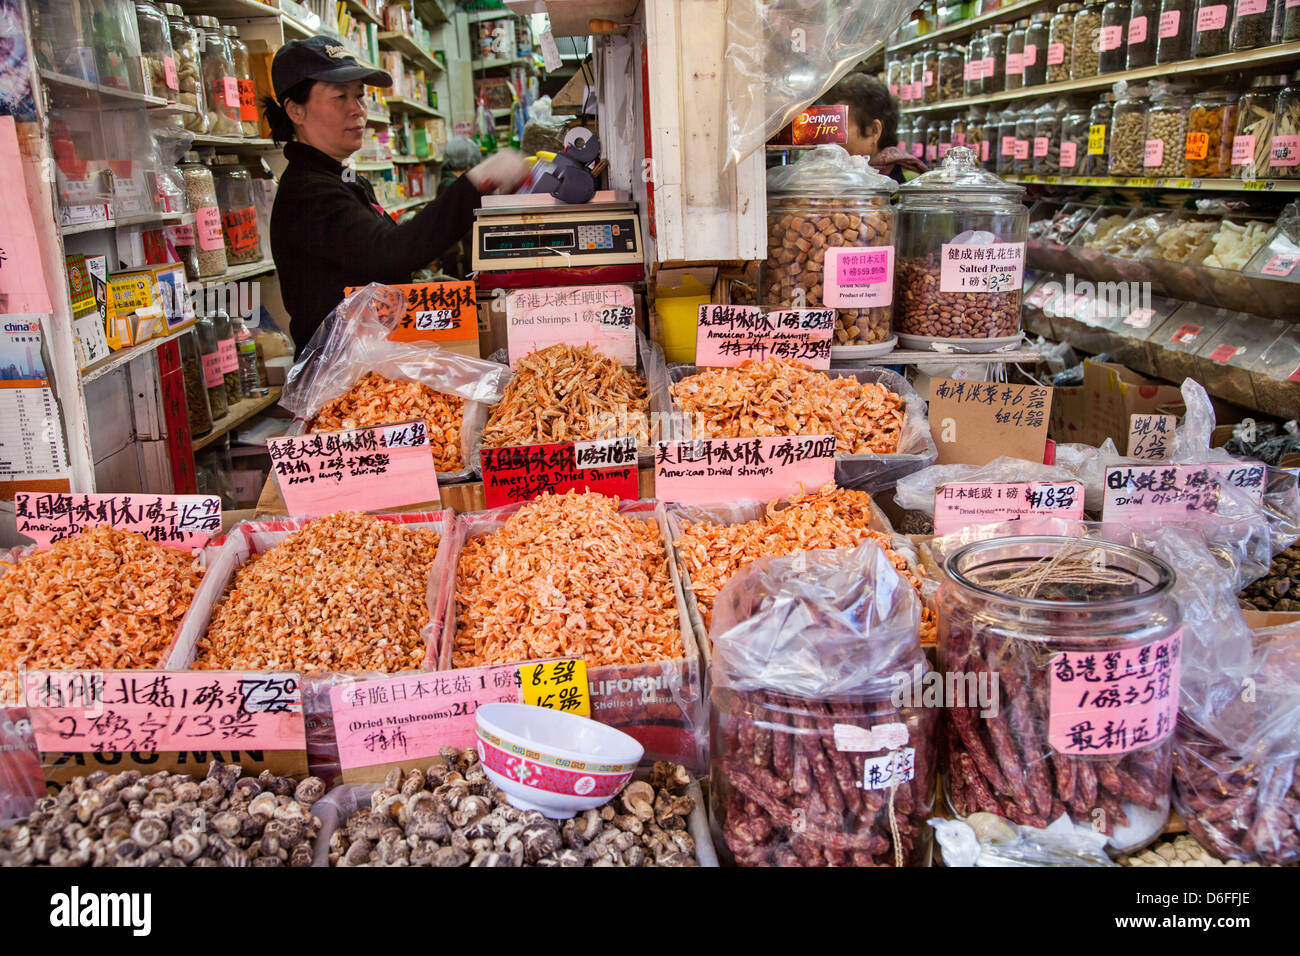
top-left (15, 493), bottom-right (220, 552)
top-left (939, 241), bottom-right (1025, 293)
top-left (694, 305), bottom-right (835, 368)
top-left (1260, 252), bottom-right (1299, 277)
top-left (572, 436), bottom-right (637, 469)
top-left (933, 480), bottom-right (1085, 536)
top-left (267, 420), bottom-right (440, 517)
top-left (505, 284), bottom-right (637, 367)
top-left (1170, 323), bottom-right (1203, 346)
top-left (481, 441), bottom-right (638, 509)
top-left (519, 659), bottom-right (590, 716)
top-left (1127, 413), bottom-right (1177, 460)
top-left (929, 379), bottom-right (1053, 466)
top-left (345, 281), bottom-right (478, 345)
top-left (653, 435), bottom-right (836, 505)
top-left (1103, 461), bottom-right (1267, 524)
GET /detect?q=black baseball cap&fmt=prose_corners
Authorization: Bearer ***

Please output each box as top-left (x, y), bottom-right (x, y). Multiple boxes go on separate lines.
top-left (271, 36), bottom-right (392, 102)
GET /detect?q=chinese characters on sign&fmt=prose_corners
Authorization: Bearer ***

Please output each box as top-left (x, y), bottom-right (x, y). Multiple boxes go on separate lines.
top-left (1127, 413), bottom-right (1176, 460)
top-left (505, 284), bottom-right (637, 367)
top-left (480, 441), bottom-right (638, 509)
top-left (694, 305), bottom-right (835, 369)
top-left (823, 247), bottom-right (896, 310)
top-left (14, 492), bottom-right (221, 552)
top-left (344, 281), bottom-right (477, 345)
top-left (929, 379), bottom-right (1053, 466)
top-left (933, 480), bottom-right (1086, 536)
top-left (1102, 462), bottom-right (1267, 524)
top-left (1047, 631), bottom-right (1182, 755)
top-left (519, 659), bottom-right (590, 716)
top-left (653, 436), bottom-right (836, 505)
top-left (938, 241), bottom-right (1026, 294)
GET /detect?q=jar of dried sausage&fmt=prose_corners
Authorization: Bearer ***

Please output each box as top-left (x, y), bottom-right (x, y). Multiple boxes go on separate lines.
top-left (1233, 75), bottom-right (1284, 179)
top-left (895, 147), bottom-right (1028, 349)
top-left (194, 15), bottom-right (240, 137)
top-left (762, 146), bottom-right (899, 350)
top-left (939, 44), bottom-right (965, 100)
top-left (1191, 0), bottom-right (1231, 55)
top-left (1060, 104), bottom-right (1092, 175)
top-left (1024, 12), bottom-right (1052, 86)
top-left (940, 536), bottom-right (1181, 853)
top-left (923, 46), bottom-right (941, 105)
top-left (1005, 19), bottom-right (1028, 91)
top-left (179, 327), bottom-right (213, 437)
top-left (1156, 0), bottom-right (1195, 61)
top-left (1072, 0), bottom-right (1104, 78)
top-left (1099, 0), bottom-right (1130, 72)
top-left (1086, 95), bottom-right (1114, 174)
top-left (1185, 87), bottom-right (1239, 177)
top-left (166, 5), bottom-right (205, 134)
top-left (1109, 84), bottom-right (1149, 176)
top-left (1048, 3), bottom-right (1080, 82)
top-left (223, 24), bottom-right (258, 137)
top-left (211, 154), bottom-right (260, 265)
top-left (1126, 0), bottom-right (1161, 66)
top-left (984, 24), bottom-right (1009, 94)
top-left (1273, 73), bottom-right (1300, 179)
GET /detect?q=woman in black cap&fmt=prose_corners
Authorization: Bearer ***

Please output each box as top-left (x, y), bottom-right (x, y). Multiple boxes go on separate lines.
top-left (264, 37), bottom-right (528, 351)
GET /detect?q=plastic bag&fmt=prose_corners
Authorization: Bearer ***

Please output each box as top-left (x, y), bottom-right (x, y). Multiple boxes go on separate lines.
top-left (894, 456), bottom-right (1088, 517)
top-left (280, 284), bottom-right (510, 482)
top-left (931, 814), bottom-right (1116, 866)
top-left (722, 0), bottom-right (914, 170)
top-left (521, 94), bottom-right (567, 155)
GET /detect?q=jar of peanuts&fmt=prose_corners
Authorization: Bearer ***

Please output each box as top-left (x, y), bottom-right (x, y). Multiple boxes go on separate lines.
top-left (762, 145), bottom-right (899, 354)
top-left (894, 146), bottom-right (1028, 350)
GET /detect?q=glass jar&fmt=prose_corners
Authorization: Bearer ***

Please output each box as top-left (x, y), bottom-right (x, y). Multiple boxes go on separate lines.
top-left (1233, 76), bottom-right (1284, 179)
top-left (1273, 74), bottom-right (1300, 179)
top-left (211, 154), bottom-right (260, 265)
top-left (1156, 0), bottom-right (1195, 60)
top-left (1144, 87), bottom-right (1190, 177)
top-left (939, 536), bottom-right (1180, 853)
top-left (1060, 105), bottom-right (1092, 174)
top-left (982, 108), bottom-right (1001, 169)
top-left (1285, 0), bottom-right (1300, 40)
top-left (1192, 0), bottom-right (1231, 55)
top-left (912, 118), bottom-right (930, 162)
top-left (923, 46), bottom-right (940, 104)
top-left (178, 327), bottom-right (213, 437)
top-left (1005, 19), bottom-right (1028, 91)
top-left (965, 107), bottom-right (988, 168)
top-left (1015, 109), bottom-right (1037, 174)
top-left (1086, 97), bottom-right (1114, 174)
top-left (1185, 88), bottom-right (1239, 177)
top-left (965, 31), bottom-right (987, 97)
top-left (897, 115), bottom-right (914, 158)
top-left (984, 25), bottom-right (1008, 94)
top-left (1048, 3), bottom-right (1080, 82)
top-left (911, 53), bottom-right (929, 108)
top-left (179, 151), bottom-right (227, 277)
top-left (1231, 0), bottom-right (1275, 49)
top-left (997, 108), bottom-right (1020, 175)
top-left (1126, 0), bottom-right (1161, 67)
top-left (937, 119), bottom-right (953, 161)
top-left (194, 15), bottom-right (240, 137)
top-left (1099, 0), bottom-right (1130, 71)
top-left (895, 147), bottom-right (1028, 346)
top-left (927, 120), bottom-right (941, 163)
top-left (712, 680), bottom-right (938, 867)
top-left (887, 57), bottom-right (903, 98)
top-left (1034, 101), bottom-right (1066, 175)
top-left (939, 44), bottom-right (965, 100)
top-left (234, 315), bottom-right (265, 397)
top-left (166, 5), bottom-right (205, 133)
top-left (134, 0), bottom-right (176, 102)
top-left (762, 147), bottom-right (899, 349)
top-left (195, 313), bottom-right (229, 419)
top-left (224, 24), bottom-right (258, 137)
top-left (952, 114), bottom-right (968, 149)
top-left (211, 309), bottom-right (243, 405)
top-left (1109, 87), bottom-right (1149, 176)
top-left (1024, 12), bottom-right (1052, 86)
top-left (1072, 0), bottom-right (1104, 77)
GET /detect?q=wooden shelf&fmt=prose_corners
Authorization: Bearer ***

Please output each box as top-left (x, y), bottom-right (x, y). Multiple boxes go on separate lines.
top-left (352, 160), bottom-right (395, 172)
top-left (841, 347), bottom-right (1043, 366)
top-left (60, 211), bottom-right (185, 236)
top-left (40, 70), bottom-right (169, 109)
top-left (82, 329), bottom-right (188, 384)
top-left (393, 154), bottom-right (442, 164)
top-left (887, 0), bottom-right (1050, 54)
top-left (179, 0), bottom-right (281, 19)
top-left (194, 386), bottom-right (284, 452)
top-left (1007, 175), bottom-right (1300, 193)
top-left (377, 32), bottom-right (444, 72)
top-left (366, 109), bottom-right (392, 125)
top-left (471, 55), bottom-right (533, 71)
top-left (415, 0), bottom-right (450, 25)
top-left (345, 0), bottom-right (384, 26)
top-left (384, 96), bottom-right (442, 118)
top-left (463, 7), bottom-right (525, 24)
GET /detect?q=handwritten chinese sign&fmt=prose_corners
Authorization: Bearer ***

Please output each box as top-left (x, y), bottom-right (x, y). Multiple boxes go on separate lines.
top-left (24, 671), bottom-right (305, 755)
top-left (345, 281), bottom-right (477, 345)
top-left (519, 659), bottom-right (590, 716)
top-left (506, 284), bottom-right (636, 367)
top-left (15, 493), bottom-right (221, 552)
top-left (267, 421), bottom-right (439, 517)
top-left (654, 436), bottom-right (836, 505)
top-left (694, 305), bottom-right (834, 368)
top-left (939, 240), bottom-right (1026, 294)
top-left (1127, 413), bottom-right (1176, 460)
top-left (1048, 631), bottom-right (1182, 755)
top-left (1102, 462), bottom-right (1267, 524)
top-left (933, 480), bottom-right (1085, 535)
top-left (929, 379), bottom-right (1053, 466)
top-left (480, 441), bottom-right (639, 509)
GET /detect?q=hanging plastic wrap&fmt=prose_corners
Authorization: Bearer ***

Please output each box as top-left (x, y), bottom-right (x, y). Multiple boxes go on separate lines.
top-left (931, 813), bottom-right (1117, 866)
top-left (721, 0), bottom-right (915, 170)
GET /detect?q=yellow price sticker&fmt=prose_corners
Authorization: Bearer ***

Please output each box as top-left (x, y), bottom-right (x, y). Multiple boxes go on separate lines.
top-left (1087, 124), bottom-right (1106, 155)
top-left (519, 658), bottom-right (591, 716)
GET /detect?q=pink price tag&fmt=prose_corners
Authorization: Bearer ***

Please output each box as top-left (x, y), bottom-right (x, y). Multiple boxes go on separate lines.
top-left (823, 246), bottom-right (895, 310)
top-left (329, 664), bottom-right (521, 772)
top-left (1023, 43), bottom-right (1038, 66)
top-left (980, 56), bottom-right (994, 77)
top-left (201, 350), bottom-right (224, 388)
top-left (14, 492), bottom-right (221, 552)
top-left (167, 222), bottom-right (194, 246)
top-left (1014, 137), bottom-right (1030, 158)
top-left (1196, 4), bottom-right (1227, 29)
top-left (268, 421), bottom-right (441, 517)
top-left (695, 305), bottom-right (835, 368)
top-left (196, 205), bottom-right (223, 251)
top-left (1001, 135), bottom-right (1016, 157)
top-left (933, 480), bottom-right (1086, 536)
top-left (1270, 134), bottom-right (1300, 168)
top-left (1047, 631), bottom-right (1181, 756)
top-left (217, 337), bottom-right (238, 374)
top-left (25, 670), bottom-right (306, 755)
top-left (981, 139), bottom-right (990, 161)
top-left (1033, 136), bottom-right (1050, 158)
top-left (1144, 138), bottom-right (1165, 167)
top-left (654, 436), bottom-right (836, 505)
top-left (1099, 24), bottom-right (1124, 50)
top-left (1260, 252), bottom-right (1299, 276)
top-left (1006, 52), bottom-right (1024, 75)
top-left (927, 143), bottom-right (938, 162)
top-left (223, 75), bottom-right (240, 109)
top-left (1159, 9), bottom-right (1182, 35)
top-left (924, 69), bottom-right (934, 86)
top-left (1237, 0), bottom-right (1267, 14)
top-left (1047, 42), bottom-right (1066, 64)
top-left (163, 56), bottom-right (178, 91)
top-left (939, 240), bottom-right (1025, 294)
top-left (1060, 141), bottom-right (1079, 169)
top-left (1102, 462), bottom-right (1267, 525)
top-left (1232, 134), bottom-right (1257, 165)
top-left (505, 284), bottom-right (636, 367)
top-left (1129, 15), bottom-right (1148, 43)
top-left (912, 141), bottom-right (924, 159)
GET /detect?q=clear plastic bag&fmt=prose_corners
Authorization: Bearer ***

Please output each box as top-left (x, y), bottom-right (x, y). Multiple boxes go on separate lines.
top-left (894, 456), bottom-right (1091, 516)
top-left (931, 813), bottom-right (1117, 865)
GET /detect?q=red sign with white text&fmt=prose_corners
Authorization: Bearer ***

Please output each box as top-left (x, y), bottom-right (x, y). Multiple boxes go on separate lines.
top-left (481, 441), bottom-right (639, 509)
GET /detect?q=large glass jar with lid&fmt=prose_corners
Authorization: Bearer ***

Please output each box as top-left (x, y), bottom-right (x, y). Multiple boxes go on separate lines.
top-left (1022, 13), bottom-right (1050, 86)
top-left (894, 147), bottom-right (1028, 349)
top-left (1109, 85), bottom-right (1149, 176)
top-left (964, 107), bottom-right (987, 167)
top-left (1233, 76), bottom-right (1285, 179)
top-left (1072, 0), bottom-right (1104, 78)
top-left (911, 117), bottom-right (930, 162)
top-left (983, 25), bottom-right (1009, 94)
top-left (965, 31), bottom-right (987, 97)
top-left (1126, 0), bottom-right (1161, 68)
top-left (1005, 20), bottom-right (1028, 91)
top-left (1156, 0), bottom-right (1195, 61)
top-left (1014, 109), bottom-right (1036, 175)
top-left (1059, 104), bottom-right (1092, 175)
top-left (887, 57), bottom-right (903, 98)
top-left (1191, 0), bottom-right (1231, 56)
top-left (134, 1), bottom-right (176, 102)
top-left (911, 54), bottom-right (928, 108)
top-left (195, 313), bottom-right (228, 419)
top-left (194, 15), bottom-right (240, 137)
top-left (1230, 0), bottom-right (1274, 50)
top-left (1048, 4), bottom-right (1080, 82)
top-left (179, 151), bottom-right (227, 277)
top-left (1272, 72), bottom-right (1300, 180)
top-left (1099, 0), bottom-right (1130, 72)
top-left (1033, 100), bottom-right (1067, 175)
top-left (211, 309), bottom-right (243, 405)
top-left (1185, 88), bottom-right (1239, 177)
top-left (938, 44), bottom-right (964, 100)
top-left (1144, 85), bottom-right (1190, 177)
top-left (762, 146), bottom-right (900, 352)
top-left (165, 5), bottom-right (205, 133)
top-left (923, 46), bottom-right (940, 105)
top-left (178, 328), bottom-right (213, 437)
top-left (952, 114), bottom-right (968, 150)
top-left (223, 24), bottom-right (258, 137)
top-left (897, 115), bottom-right (914, 159)
top-left (211, 154), bottom-right (260, 265)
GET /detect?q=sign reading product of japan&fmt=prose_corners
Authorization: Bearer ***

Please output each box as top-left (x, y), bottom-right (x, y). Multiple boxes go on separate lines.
top-left (481, 441), bottom-right (638, 509)
top-left (929, 379), bottom-right (1053, 466)
top-left (823, 247), bottom-right (896, 311)
top-left (267, 420), bottom-right (440, 517)
top-left (933, 480), bottom-right (1086, 536)
top-left (653, 436), bottom-right (836, 505)
top-left (14, 492), bottom-right (221, 552)
top-left (344, 281), bottom-right (477, 344)
top-left (1102, 462), bottom-right (1267, 524)
top-left (506, 284), bottom-right (636, 367)
top-left (791, 105), bottom-right (849, 145)
top-left (694, 305), bottom-right (834, 368)
top-left (24, 670), bottom-right (306, 755)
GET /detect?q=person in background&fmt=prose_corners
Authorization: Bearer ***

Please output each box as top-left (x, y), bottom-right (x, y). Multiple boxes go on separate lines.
top-left (818, 73), bottom-right (927, 183)
top-left (436, 137), bottom-right (484, 278)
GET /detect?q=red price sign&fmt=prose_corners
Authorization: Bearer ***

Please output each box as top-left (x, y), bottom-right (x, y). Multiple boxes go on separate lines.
top-left (480, 442), bottom-right (638, 509)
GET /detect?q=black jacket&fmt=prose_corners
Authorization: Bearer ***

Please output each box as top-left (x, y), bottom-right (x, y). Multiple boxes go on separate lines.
top-left (270, 141), bottom-right (482, 350)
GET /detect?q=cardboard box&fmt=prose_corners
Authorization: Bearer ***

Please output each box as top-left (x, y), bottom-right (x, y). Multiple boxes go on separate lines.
top-left (106, 275), bottom-right (161, 349)
top-left (1049, 360), bottom-right (1185, 449)
top-left (114, 264), bottom-right (195, 335)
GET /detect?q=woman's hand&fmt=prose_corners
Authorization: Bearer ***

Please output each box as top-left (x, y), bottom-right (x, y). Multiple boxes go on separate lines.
top-left (467, 149), bottom-right (531, 195)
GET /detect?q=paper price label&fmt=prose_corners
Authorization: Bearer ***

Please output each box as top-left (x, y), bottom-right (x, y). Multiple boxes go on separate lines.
top-left (1196, 3), bottom-right (1227, 29)
top-left (1088, 124), bottom-right (1106, 155)
top-left (15, 492), bottom-right (221, 552)
top-left (654, 436), bottom-right (836, 505)
top-left (599, 304), bottom-right (635, 328)
top-left (1103, 461), bottom-right (1266, 524)
top-left (694, 304), bottom-right (835, 368)
top-left (939, 241), bottom-right (1025, 294)
top-left (1144, 139), bottom-right (1165, 167)
top-left (506, 284), bottom-right (636, 367)
top-left (1170, 323), bottom-right (1203, 346)
top-left (572, 436), bottom-right (637, 469)
top-left (1159, 8), bottom-right (1181, 35)
top-left (1208, 344), bottom-right (1241, 363)
top-left (413, 309), bottom-right (456, 330)
top-left (1127, 413), bottom-right (1177, 460)
top-left (519, 659), bottom-right (590, 716)
top-left (930, 379), bottom-right (1053, 467)
top-left (933, 480), bottom-right (1085, 535)
top-left (862, 748), bottom-right (916, 790)
top-left (1185, 131), bottom-right (1209, 161)
top-left (1128, 15), bottom-right (1148, 43)
top-left (824, 246), bottom-right (894, 310)
top-left (344, 281), bottom-right (478, 344)
top-left (1260, 252), bottom-right (1299, 277)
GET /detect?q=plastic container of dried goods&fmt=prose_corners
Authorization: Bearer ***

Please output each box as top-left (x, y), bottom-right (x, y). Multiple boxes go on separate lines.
top-left (1147, 302), bottom-right (1231, 384)
top-left (1032, 202), bottom-right (1096, 272)
top-left (1286, 0), bottom-right (1300, 40)
top-left (1108, 84), bottom-right (1149, 176)
top-left (1104, 207), bottom-right (1173, 285)
top-left (911, 52), bottom-right (928, 107)
top-left (179, 151), bottom-right (226, 278)
top-left (1024, 12), bottom-right (1052, 86)
top-left (1191, 314), bottom-right (1289, 408)
top-left (1059, 104), bottom-right (1091, 175)
top-left (1156, 0), bottom-right (1195, 60)
top-left (952, 115), bottom-right (968, 151)
top-left (1048, 3), bottom-right (1080, 83)
top-left (1233, 76), bottom-right (1284, 180)
top-left (894, 147), bottom-right (1028, 351)
top-left (996, 108), bottom-right (1019, 175)
top-left (1015, 109), bottom-right (1037, 175)
top-left (1248, 326), bottom-right (1300, 419)
top-left (89, 0), bottom-right (143, 91)
top-left (195, 312), bottom-right (228, 419)
top-left (1270, 72), bottom-right (1300, 178)
top-left (1099, 0), bottom-right (1130, 72)
top-left (1043, 280), bottom-right (1113, 353)
top-left (1191, 0), bottom-right (1231, 55)
top-left (1242, 206), bottom-right (1300, 318)
top-left (1107, 293), bottom-right (1183, 375)
top-left (1022, 273), bottom-right (1064, 339)
top-left (223, 24), bottom-right (257, 137)
top-left (1185, 215), bottom-right (1277, 312)
top-left (1230, 0), bottom-right (1275, 49)
top-left (940, 536), bottom-right (1180, 852)
top-left (1072, 0), bottom-right (1104, 79)
top-left (1143, 85), bottom-right (1190, 178)
top-left (194, 15), bottom-right (240, 137)
top-left (211, 154), bottom-right (260, 265)
top-left (1085, 95), bottom-right (1113, 174)
top-left (165, 5), bottom-right (205, 134)
top-left (1135, 210), bottom-right (1220, 297)
top-left (1184, 88), bottom-right (1239, 177)
top-left (887, 57), bottom-right (903, 98)
top-left (1126, 0), bottom-right (1161, 67)
top-left (210, 309), bottom-right (243, 405)
top-left (923, 46), bottom-right (940, 105)
top-left (134, 0), bottom-right (176, 102)
top-left (1067, 204), bottom-right (1143, 281)
top-left (965, 31), bottom-right (987, 97)
top-left (1005, 21), bottom-right (1028, 91)
top-left (178, 327), bottom-right (213, 437)
top-left (984, 24), bottom-right (1009, 94)
top-left (1033, 100), bottom-right (1067, 176)
top-left (762, 147), bottom-right (900, 353)
top-left (965, 107), bottom-right (988, 168)
top-left (939, 43), bottom-right (965, 100)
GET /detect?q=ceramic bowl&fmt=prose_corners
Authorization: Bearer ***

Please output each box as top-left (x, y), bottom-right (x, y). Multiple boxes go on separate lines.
top-left (475, 703), bottom-right (643, 819)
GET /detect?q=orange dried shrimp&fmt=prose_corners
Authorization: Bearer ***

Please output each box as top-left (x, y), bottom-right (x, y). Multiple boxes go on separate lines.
top-left (313, 372), bottom-right (466, 473)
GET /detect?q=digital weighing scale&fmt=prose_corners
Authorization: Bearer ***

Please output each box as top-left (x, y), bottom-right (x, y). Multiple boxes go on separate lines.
top-left (472, 201), bottom-right (645, 289)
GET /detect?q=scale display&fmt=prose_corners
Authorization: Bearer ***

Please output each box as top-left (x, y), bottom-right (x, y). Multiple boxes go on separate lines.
top-left (473, 208), bottom-right (642, 271)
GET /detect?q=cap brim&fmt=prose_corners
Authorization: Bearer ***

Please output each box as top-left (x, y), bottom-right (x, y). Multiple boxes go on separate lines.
top-left (306, 64), bottom-right (393, 88)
